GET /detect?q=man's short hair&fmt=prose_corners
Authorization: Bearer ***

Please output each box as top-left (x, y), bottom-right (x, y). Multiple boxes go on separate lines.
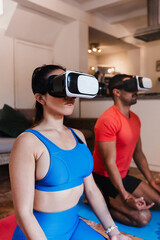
top-left (109, 74), bottom-right (133, 98)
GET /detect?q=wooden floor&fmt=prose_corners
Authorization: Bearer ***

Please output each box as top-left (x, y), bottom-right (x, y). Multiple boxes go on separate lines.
top-left (0, 165), bottom-right (159, 240)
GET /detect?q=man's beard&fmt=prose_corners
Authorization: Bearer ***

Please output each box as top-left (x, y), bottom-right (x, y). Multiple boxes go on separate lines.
top-left (130, 93), bottom-right (138, 105)
top-left (121, 93), bottom-right (138, 106)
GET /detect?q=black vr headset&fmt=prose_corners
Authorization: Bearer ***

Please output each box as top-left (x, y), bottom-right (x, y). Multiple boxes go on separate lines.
top-left (47, 71), bottom-right (99, 98)
top-left (113, 76), bottom-right (152, 92)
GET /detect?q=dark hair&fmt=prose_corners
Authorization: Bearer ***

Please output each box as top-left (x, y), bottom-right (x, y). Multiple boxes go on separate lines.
top-left (108, 74), bottom-right (132, 99)
top-left (32, 64), bottom-right (66, 125)
top-left (94, 71), bottom-right (100, 79)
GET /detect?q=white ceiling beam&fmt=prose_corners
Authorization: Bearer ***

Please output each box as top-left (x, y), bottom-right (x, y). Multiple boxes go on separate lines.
top-left (13, 0), bottom-right (130, 39)
top-left (13, 0), bottom-right (75, 23)
top-left (82, 0), bottom-right (125, 12)
top-left (109, 8), bottom-right (146, 24)
top-left (122, 35), bottom-right (147, 47)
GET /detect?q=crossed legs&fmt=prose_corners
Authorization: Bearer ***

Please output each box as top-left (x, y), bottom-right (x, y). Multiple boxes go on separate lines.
top-left (93, 172), bottom-right (160, 227)
top-left (109, 181), bottom-right (160, 227)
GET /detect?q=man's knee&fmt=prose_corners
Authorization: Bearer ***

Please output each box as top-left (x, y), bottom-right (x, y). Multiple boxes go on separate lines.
top-left (132, 209), bottom-right (152, 227)
top-left (152, 195), bottom-right (160, 210)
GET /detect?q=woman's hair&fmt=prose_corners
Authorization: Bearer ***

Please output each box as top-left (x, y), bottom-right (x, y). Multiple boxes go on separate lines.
top-left (32, 64), bottom-right (66, 125)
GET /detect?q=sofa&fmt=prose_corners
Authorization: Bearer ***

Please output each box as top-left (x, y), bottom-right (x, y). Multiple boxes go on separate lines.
top-left (0, 104), bottom-right (97, 166)
top-left (0, 105), bottom-right (35, 166)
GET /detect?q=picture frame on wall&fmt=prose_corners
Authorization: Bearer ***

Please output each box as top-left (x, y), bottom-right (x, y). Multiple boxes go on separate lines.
top-left (156, 60), bottom-right (160, 72)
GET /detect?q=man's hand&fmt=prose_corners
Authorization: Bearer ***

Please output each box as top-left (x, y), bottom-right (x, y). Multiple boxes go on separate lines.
top-left (149, 178), bottom-right (160, 192)
top-left (124, 194), bottom-right (154, 210)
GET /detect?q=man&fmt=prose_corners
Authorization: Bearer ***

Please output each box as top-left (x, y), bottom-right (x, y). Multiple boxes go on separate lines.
top-left (93, 74), bottom-right (160, 227)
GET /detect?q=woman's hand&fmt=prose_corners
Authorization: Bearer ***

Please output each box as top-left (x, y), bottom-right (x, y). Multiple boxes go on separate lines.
top-left (109, 233), bottom-right (132, 240)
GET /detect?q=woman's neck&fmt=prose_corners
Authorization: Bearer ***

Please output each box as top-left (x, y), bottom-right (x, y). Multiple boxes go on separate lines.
top-left (36, 112), bottom-right (65, 131)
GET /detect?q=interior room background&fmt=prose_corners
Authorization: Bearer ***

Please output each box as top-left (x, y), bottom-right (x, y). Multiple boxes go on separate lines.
top-left (0, 0), bottom-right (160, 171)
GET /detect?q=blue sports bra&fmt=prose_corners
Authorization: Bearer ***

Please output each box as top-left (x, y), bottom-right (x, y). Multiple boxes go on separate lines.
top-left (25, 128), bottom-right (93, 192)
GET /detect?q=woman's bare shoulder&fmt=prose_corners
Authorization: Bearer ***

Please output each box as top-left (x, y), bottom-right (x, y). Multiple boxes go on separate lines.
top-left (71, 128), bottom-right (86, 143)
top-left (11, 130), bottom-right (40, 154)
top-left (15, 130), bottom-right (36, 144)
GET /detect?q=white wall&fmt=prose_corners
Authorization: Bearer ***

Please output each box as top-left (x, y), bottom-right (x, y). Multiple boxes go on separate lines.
top-left (6, 5), bottom-right (65, 46)
top-left (0, 33), bottom-right (54, 109)
top-left (97, 51), bottom-right (135, 75)
top-left (144, 42), bottom-right (160, 92)
top-left (0, 30), bottom-right (14, 108)
top-left (127, 48), bottom-right (140, 75)
top-left (131, 99), bottom-right (160, 171)
top-left (14, 40), bottom-right (53, 108)
top-left (54, 20), bottom-right (88, 73)
top-left (88, 54), bottom-right (98, 74)
top-left (95, 48), bottom-right (141, 76)
top-left (80, 99), bottom-right (112, 118)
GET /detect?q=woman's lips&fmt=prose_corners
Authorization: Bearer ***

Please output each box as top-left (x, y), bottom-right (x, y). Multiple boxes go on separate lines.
top-left (64, 100), bottom-right (74, 105)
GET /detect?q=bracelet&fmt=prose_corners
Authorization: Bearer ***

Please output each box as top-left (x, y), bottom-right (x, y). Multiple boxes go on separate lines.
top-left (105, 225), bottom-right (118, 235)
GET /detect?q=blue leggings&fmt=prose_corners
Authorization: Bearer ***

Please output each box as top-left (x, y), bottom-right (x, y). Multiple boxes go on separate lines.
top-left (12, 205), bottom-right (105, 239)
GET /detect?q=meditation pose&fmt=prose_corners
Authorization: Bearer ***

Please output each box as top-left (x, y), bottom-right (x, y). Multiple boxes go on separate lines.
top-left (9, 65), bottom-right (130, 240)
top-left (93, 74), bottom-right (160, 227)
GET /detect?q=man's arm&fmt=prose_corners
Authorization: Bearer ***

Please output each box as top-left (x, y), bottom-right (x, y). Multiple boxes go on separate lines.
top-left (133, 137), bottom-right (160, 192)
top-left (97, 140), bottom-right (152, 210)
top-left (97, 140), bottom-right (128, 200)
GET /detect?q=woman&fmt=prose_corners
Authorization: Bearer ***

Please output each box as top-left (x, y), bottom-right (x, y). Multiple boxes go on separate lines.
top-left (9, 65), bottom-right (131, 240)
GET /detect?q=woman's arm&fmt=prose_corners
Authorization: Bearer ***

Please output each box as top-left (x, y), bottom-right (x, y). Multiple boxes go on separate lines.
top-left (9, 133), bottom-right (47, 240)
top-left (83, 174), bottom-right (131, 240)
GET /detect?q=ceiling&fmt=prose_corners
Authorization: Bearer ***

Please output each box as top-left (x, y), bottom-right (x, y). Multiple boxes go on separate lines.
top-left (62, 0), bottom-right (147, 30)
top-left (89, 27), bottom-right (137, 54)
top-left (3, 0), bottom-right (160, 55)
top-left (60, 0), bottom-right (160, 54)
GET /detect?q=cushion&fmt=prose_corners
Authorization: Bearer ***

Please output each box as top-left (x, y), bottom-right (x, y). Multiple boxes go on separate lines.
top-left (0, 104), bottom-right (30, 138)
top-left (81, 129), bottom-right (93, 139)
top-left (0, 214), bottom-right (17, 240)
top-left (0, 138), bottom-right (16, 153)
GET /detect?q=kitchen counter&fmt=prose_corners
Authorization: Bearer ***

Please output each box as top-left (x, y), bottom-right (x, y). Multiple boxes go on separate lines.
top-left (138, 92), bottom-right (160, 99)
top-left (81, 93), bottom-right (160, 101)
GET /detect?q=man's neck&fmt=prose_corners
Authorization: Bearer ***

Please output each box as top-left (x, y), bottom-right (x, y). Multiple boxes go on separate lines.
top-left (114, 102), bottom-right (130, 118)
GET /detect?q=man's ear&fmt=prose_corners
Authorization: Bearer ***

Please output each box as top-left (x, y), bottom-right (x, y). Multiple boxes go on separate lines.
top-left (34, 93), bottom-right (46, 105)
top-left (113, 88), bottom-right (120, 97)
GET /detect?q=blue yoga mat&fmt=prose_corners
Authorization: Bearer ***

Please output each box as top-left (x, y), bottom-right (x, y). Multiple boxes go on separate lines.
top-left (77, 195), bottom-right (160, 240)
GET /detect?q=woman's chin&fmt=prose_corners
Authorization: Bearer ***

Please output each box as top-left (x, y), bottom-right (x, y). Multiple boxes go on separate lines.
top-left (63, 109), bottom-right (74, 116)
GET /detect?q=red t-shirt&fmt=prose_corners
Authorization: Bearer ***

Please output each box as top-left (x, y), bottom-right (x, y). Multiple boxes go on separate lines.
top-left (93, 105), bottom-right (141, 179)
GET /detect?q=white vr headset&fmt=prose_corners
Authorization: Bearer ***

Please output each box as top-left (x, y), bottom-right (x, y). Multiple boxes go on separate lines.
top-left (47, 70), bottom-right (99, 98)
top-left (115, 76), bottom-right (152, 92)
top-left (136, 76), bottom-right (152, 91)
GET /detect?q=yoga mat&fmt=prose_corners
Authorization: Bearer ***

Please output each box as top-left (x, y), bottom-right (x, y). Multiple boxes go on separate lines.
top-left (77, 195), bottom-right (160, 240)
